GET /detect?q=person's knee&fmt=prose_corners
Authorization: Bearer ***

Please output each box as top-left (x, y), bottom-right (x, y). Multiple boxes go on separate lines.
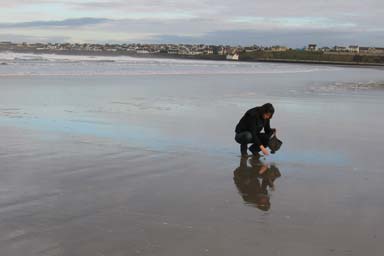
top-left (235, 131), bottom-right (253, 144)
top-left (244, 132), bottom-right (253, 142)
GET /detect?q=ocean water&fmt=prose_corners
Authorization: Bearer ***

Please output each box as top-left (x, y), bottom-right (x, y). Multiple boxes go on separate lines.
top-left (0, 51), bottom-right (340, 76)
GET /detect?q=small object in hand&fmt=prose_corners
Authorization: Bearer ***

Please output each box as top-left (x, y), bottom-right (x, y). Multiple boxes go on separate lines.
top-left (268, 133), bottom-right (282, 154)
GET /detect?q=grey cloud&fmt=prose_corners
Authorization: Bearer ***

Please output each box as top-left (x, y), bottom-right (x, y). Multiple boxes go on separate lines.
top-left (1, 0), bottom-right (51, 8)
top-left (49, 1), bottom-right (384, 34)
top-left (3, 0), bottom-right (384, 19)
top-left (2, 1), bottom-right (384, 32)
top-left (68, 1), bottom-right (384, 20)
top-left (1, 0), bottom-right (384, 47)
top-left (69, 0), bottom-right (208, 12)
top-left (95, 18), bottom-right (218, 34)
top-left (0, 33), bottom-right (70, 43)
top-left (0, 18), bottom-right (112, 28)
top-left (2, 16), bottom-right (384, 47)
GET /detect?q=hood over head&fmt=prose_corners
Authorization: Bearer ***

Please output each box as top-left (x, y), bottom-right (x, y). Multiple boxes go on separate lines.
top-left (261, 103), bottom-right (275, 117)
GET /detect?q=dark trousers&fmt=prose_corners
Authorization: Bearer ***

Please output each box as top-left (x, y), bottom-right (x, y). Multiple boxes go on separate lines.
top-left (235, 131), bottom-right (271, 154)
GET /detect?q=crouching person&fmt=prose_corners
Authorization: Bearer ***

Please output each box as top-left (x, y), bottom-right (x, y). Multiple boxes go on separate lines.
top-left (235, 103), bottom-right (277, 157)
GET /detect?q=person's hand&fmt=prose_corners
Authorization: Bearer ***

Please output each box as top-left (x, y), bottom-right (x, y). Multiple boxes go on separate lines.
top-left (272, 128), bottom-right (277, 135)
top-left (258, 164), bottom-right (268, 175)
top-left (260, 145), bottom-right (270, 155)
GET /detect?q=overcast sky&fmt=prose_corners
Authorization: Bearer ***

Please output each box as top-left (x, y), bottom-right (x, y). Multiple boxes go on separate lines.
top-left (1, 0), bottom-right (383, 47)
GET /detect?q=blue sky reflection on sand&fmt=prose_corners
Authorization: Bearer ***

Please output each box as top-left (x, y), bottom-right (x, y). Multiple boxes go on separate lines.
top-left (0, 116), bottom-right (191, 152)
top-left (0, 114), bottom-right (348, 167)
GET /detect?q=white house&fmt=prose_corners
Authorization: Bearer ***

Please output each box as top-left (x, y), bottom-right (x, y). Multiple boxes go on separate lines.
top-left (306, 44), bottom-right (318, 51)
top-left (226, 53), bottom-right (239, 60)
top-left (348, 45), bottom-right (359, 53)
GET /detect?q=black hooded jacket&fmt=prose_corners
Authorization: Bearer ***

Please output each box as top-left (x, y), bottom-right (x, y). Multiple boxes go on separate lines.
top-left (235, 105), bottom-right (273, 147)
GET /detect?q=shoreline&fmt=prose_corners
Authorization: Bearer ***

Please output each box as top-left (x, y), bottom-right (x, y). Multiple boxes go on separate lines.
top-left (1, 48), bottom-right (384, 68)
top-left (241, 58), bottom-right (384, 68)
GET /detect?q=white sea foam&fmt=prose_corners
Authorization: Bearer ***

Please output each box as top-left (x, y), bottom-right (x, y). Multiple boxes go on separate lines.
top-left (307, 81), bottom-right (384, 93)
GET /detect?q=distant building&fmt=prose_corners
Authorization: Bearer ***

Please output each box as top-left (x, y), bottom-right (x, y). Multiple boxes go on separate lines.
top-left (270, 45), bottom-right (288, 52)
top-left (359, 47), bottom-right (370, 54)
top-left (204, 48), bottom-right (214, 55)
top-left (320, 47), bottom-right (331, 52)
top-left (136, 50), bottom-right (149, 54)
top-left (226, 53), bottom-right (239, 60)
top-left (306, 44), bottom-right (318, 51)
top-left (334, 46), bottom-right (348, 52)
top-left (217, 47), bottom-right (228, 55)
top-left (348, 45), bottom-right (359, 53)
top-left (374, 47), bottom-right (384, 54)
top-left (359, 47), bottom-right (384, 55)
top-left (167, 49), bottom-right (179, 55)
top-left (178, 47), bottom-right (190, 55)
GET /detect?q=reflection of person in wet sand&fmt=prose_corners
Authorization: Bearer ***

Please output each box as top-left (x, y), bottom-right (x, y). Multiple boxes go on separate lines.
top-left (234, 103), bottom-right (278, 157)
top-left (233, 156), bottom-right (281, 211)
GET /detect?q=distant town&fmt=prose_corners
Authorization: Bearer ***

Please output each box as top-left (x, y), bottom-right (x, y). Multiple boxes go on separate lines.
top-left (1, 41), bottom-right (384, 65)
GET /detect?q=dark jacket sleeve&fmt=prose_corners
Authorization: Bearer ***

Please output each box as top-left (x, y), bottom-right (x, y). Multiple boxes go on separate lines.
top-left (249, 119), bottom-right (262, 147)
top-left (264, 119), bottom-right (272, 135)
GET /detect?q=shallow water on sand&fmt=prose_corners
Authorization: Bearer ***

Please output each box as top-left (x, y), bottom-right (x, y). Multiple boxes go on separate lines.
top-left (1, 56), bottom-right (384, 255)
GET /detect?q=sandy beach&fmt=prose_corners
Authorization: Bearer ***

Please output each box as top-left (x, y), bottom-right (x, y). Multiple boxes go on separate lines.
top-left (1, 53), bottom-right (384, 255)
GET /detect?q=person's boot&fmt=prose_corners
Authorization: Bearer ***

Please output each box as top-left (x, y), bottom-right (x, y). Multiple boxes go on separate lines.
top-left (249, 144), bottom-right (261, 157)
top-left (240, 144), bottom-right (248, 156)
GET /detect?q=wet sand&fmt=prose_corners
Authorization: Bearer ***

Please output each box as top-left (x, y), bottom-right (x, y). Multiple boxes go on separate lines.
top-left (1, 125), bottom-right (383, 256)
top-left (1, 61), bottom-right (384, 255)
